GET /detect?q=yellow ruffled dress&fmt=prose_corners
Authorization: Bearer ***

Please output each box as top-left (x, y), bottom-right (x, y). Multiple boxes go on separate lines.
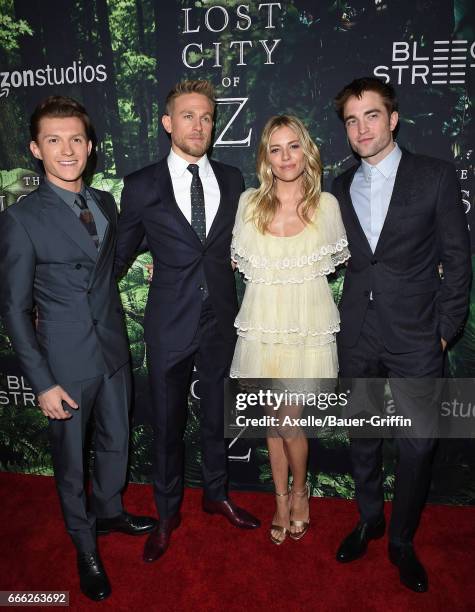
top-left (230, 189), bottom-right (350, 379)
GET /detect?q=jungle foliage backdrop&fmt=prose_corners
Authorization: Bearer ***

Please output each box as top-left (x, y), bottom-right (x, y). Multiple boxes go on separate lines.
top-left (0, 0), bottom-right (474, 504)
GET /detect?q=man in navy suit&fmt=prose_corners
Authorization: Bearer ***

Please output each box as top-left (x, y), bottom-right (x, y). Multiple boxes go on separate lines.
top-left (115, 80), bottom-right (260, 562)
top-left (0, 97), bottom-right (155, 602)
top-left (332, 77), bottom-right (471, 593)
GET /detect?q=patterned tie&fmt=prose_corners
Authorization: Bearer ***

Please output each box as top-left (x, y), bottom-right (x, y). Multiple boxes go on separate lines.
top-left (76, 193), bottom-right (99, 248)
top-left (187, 164), bottom-right (206, 243)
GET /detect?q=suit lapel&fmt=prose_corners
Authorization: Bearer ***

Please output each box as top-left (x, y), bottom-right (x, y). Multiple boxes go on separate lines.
top-left (38, 182), bottom-right (98, 262)
top-left (206, 160), bottom-right (226, 245)
top-left (88, 188), bottom-right (114, 282)
top-left (343, 165), bottom-right (373, 257)
top-left (374, 149), bottom-right (412, 256)
top-left (155, 159), bottom-right (202, 247)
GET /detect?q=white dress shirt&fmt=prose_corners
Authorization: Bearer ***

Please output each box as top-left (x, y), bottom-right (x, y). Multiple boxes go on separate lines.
top-left (350, 143), bottom-right (402, 253)
top-left (167, 148), bottom-right (220, 236)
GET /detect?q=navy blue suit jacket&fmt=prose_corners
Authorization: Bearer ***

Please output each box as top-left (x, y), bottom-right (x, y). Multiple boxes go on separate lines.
top-left (115, 157), bottom-right (244, 350)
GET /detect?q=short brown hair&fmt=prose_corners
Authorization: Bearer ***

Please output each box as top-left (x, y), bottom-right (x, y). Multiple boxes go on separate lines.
top-left (30, 96), bottom-right (93, 141)
top-left (165, 80), bottom-right (215, 115)
top-left (334, 77), bottom-right (398, 121)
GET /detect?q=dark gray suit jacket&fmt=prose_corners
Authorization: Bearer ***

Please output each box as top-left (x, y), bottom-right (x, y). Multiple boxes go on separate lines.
top-left (332, 149), bottom-right (471, 351)
top-left (0, 182), bottom-right (130, 394)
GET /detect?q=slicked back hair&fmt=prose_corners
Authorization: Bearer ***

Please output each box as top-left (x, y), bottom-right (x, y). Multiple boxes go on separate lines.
top-left (165, 80), bottom-right (216, 115)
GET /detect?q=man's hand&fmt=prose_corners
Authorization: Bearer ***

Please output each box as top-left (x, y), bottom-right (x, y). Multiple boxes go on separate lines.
top-left (38, 385), bottom-right (79, 420)
top-left (441, 338), bottom-right (447, 351)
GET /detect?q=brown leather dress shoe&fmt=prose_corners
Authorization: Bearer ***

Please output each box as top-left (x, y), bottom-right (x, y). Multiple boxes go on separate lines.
top-left (143, 514), bottom-right (181, 563)
top-left (202, 498), bottom-right (260, 529)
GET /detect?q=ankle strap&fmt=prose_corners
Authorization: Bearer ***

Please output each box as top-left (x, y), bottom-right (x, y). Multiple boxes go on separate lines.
top-left (275, 490), bottom-right (289, 497)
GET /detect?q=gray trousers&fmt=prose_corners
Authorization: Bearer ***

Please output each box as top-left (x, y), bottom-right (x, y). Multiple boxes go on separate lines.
top-left (48, 363), bottom-right (131, 552)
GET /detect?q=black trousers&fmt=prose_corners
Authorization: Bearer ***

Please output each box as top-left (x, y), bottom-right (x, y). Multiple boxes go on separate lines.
top-left (338, 305), bottom-right (443, 545)
top-left (48, 363), bottom-right (131, 552)
top-left (146, 299), bottom-right (236, 519)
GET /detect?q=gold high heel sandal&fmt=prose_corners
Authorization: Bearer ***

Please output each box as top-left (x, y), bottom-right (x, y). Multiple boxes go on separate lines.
top-left (270, 490), bottom-right (290, 545)
top-left (289, 484), bottom-right (310, 541)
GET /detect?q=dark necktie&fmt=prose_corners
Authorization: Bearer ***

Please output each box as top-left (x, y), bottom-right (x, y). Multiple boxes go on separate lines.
top-left (76, 193), bottom-right (99, 248)
top-left (187, 164), bottom-right (206, 243)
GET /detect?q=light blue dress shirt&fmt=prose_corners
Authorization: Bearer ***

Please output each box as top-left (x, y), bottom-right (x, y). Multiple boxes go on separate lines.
top-left (350, 143), bottom-right (402, 253)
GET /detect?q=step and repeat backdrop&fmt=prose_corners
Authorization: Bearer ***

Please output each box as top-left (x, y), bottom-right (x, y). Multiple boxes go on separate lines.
top-left (0, 0), bottom-right (474, 504)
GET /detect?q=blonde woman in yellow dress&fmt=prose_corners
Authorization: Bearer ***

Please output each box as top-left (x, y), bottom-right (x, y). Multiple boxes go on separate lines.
top-left (230, 115), bottom-right (350, 544)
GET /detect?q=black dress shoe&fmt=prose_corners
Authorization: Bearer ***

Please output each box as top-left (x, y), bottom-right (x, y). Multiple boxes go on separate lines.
top-left (96, 511), bottom-right (157, 536)
top-left (389, 543), bottom-right (428, 593)
top-left (202, 497), bottom-right (260, 529)
top-left (143, 514), bottom-right (181, 563)
top-left (77, 551), bottom-right (111, 602)
top-left (336, 517), bottom-right (386, 563)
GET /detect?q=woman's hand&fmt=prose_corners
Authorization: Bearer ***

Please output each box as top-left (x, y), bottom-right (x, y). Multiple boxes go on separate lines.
top-left (145, 263), bottom-right (154, 283)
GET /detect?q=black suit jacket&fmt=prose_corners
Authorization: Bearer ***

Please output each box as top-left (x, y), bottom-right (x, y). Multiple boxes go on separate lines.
top-left (115, 157), bottom-right (244, 350)
top-left (0, 183), bottom-right (130, 394)
top-left (332, 149), bottom-right (471, 351)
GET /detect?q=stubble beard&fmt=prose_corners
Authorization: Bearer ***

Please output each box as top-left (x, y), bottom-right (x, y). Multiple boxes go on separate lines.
top-left (356, 133), bottom-right (393, 162)
top-left (175, 135), bottom-right (211, 159)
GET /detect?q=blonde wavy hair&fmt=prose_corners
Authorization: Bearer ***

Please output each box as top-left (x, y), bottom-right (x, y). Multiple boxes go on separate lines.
top-left (248, 115), bottom-right (323, 234)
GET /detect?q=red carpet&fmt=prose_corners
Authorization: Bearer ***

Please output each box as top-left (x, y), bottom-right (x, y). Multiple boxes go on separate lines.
top-left (0, 472), bottom-right (474, 611)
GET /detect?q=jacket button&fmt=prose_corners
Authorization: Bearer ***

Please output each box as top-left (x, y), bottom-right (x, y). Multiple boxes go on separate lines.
top-left (87, 289), bottom-right (92, 295)
top-left (199, 285), bottom-right (204, 291)
top-left (93, 319), bottom-right (98, 325)
top-left (75, 263), bottom-right (82, 270)
top-left (363, 290), bottom-right (370, 297)
top-left (371, 259), bottom-right (378, 265)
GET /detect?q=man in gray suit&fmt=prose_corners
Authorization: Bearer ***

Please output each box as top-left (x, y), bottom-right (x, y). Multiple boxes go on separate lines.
top-left (0, 96), bottom-right (155, 602)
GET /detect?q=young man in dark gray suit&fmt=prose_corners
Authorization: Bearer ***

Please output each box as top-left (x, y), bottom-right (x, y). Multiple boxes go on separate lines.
top-left (332, 78), bottom-right (471, 593)
top-left (0, 97), bottom-right (155, 602)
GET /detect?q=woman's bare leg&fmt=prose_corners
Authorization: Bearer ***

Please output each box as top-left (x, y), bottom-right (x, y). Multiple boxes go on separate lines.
top-left (267, 435), bottom-right (290, 542)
